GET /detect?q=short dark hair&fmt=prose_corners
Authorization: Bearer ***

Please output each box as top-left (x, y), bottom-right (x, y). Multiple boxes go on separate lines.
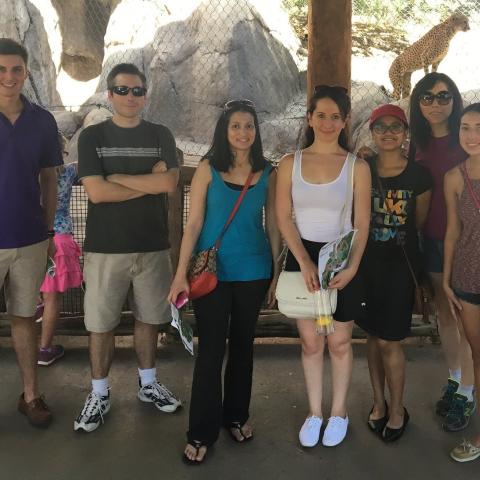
top-left (106, 63), bottom-right (147, 90)
top-left (409, 72), bottom-right (463, 154)
top-left (0, 38), bottom-right (28, 64)
top-left (303, 86), bottom-right (351, 150)
top-left (203, 100), bottom-right (268, 173)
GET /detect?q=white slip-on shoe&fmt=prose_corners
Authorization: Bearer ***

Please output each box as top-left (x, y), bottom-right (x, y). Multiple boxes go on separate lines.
top-left (299, 415), bottom-right (323, 447)
top-left (322, 415), bottom-right (349, 447)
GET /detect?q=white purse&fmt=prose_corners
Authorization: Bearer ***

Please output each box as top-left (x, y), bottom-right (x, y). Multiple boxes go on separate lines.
top-left (275, 152), bottom-right (355, 319)
top-left (275, 272), bottom-right (337, 319)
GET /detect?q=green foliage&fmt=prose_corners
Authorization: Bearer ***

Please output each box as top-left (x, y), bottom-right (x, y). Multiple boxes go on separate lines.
top-left (282, 0), bottom-right (478, 57)
top-left (353, 0), bottom-right (479, 24)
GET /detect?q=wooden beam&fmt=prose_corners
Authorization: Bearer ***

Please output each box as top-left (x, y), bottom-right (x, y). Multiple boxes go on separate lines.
top-left (307, 0), bottom-right (352, 96)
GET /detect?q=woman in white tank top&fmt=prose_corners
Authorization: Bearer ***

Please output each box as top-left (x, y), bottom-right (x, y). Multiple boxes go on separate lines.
top-left (276, 86), bottom-right (371, 447)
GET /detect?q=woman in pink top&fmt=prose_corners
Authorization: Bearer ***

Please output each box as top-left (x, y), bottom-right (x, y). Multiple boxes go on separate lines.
top-left (444, 103), bottom-right (480, 462)
top-left (409, 73), bottom-right (474, 432)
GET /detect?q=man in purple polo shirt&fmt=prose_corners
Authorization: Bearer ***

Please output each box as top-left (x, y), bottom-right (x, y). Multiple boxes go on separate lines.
top-left (0, 38), bottom-right (62, 427)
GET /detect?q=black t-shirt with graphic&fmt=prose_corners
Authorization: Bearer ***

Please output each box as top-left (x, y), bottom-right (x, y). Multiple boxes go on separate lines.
top-left (78, 119), bottom-right (178, 253)
top-left (366, 157), bottom-right (433, 263)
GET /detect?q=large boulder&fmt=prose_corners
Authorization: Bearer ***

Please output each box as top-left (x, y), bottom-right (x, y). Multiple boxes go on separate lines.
top-left (0, 0), bottom-right (61, 107)
top-left (52, 111), bottom-right (81, 137)
top-left (51, 0), bottom-right (120, 81)
top-left (143, 1), bottom-right (300, 146)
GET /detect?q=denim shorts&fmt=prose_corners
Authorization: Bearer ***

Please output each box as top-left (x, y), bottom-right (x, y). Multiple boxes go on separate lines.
top-left (421, 235), bottom-right (444, 274)
top-left (453, 289), bottom-right (480, 306)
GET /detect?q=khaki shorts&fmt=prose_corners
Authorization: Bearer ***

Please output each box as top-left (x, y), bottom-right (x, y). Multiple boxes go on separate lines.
top-left (83, 250), bottom-right (172, 333)
top-left (0, 240), bottom-right (48, 317)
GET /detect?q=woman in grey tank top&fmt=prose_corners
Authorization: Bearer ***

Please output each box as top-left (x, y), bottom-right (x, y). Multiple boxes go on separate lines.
top-left (276, 86), bottom-right (371, 447)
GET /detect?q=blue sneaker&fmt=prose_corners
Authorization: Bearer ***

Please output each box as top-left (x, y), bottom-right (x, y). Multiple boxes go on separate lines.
top-left (436, 379), bottom-right (459, 417)
top-left (442, 392), bottom-right (477, 432)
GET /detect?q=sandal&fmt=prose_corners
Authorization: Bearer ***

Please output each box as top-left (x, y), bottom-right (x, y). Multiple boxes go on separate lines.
top-left (182, 440), bottom-right (208, 465)
top-left (227, 422), bottom-right (254, 443)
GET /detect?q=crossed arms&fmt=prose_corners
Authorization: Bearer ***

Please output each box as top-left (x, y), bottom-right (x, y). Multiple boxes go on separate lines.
top-left (82, 161), bottom-right (179, 204)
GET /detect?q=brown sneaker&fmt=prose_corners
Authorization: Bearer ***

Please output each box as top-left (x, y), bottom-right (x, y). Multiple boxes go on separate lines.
top-left (18, 393), bottom-right (52, 428)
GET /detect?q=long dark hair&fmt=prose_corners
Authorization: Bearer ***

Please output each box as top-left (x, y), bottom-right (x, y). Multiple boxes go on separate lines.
top-left (409, 72), bottom-right (463, 157)
top-left (303, 85), bottom-right (351, 150)
top-left (203, 100), bottom-right (268, 173)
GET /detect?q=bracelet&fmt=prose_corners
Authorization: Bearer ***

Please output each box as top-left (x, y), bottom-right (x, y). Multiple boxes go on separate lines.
top-left (47, 230), bottom-right (55, 238)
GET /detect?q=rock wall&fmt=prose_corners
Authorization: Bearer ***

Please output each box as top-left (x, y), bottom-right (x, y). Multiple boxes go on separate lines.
top-left (1, 0), bottom-right (60, 107)
top-left (1, 0), bottom-right (420, 158)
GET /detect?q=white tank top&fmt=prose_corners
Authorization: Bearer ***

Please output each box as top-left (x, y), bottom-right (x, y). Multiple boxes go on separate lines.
top-left (291, 150), bottom-right (355, 243)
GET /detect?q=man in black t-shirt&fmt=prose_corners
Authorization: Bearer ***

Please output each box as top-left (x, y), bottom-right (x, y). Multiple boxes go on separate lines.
top-left (75, 63), bottom-right (181, 433)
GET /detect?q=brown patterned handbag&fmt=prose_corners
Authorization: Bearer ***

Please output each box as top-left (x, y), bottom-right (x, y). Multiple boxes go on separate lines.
top-left (187, 171), bottom-right (254, 300)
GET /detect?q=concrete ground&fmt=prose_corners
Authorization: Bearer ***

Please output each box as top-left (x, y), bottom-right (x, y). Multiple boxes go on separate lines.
top-left (0, 337), bottom-right (478, 480)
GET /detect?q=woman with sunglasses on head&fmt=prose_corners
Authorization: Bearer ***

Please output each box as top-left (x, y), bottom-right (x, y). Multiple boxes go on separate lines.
top-left (168, 99), bottom-right (281, 464)
top-left (409, 73), bottom-right (475, 433)
top-left (444, 103), bottom-right (480, 463)
top-left (276, 86), bottom-right (371, 447)
top-left (357, 105), bottom-right (432, 442)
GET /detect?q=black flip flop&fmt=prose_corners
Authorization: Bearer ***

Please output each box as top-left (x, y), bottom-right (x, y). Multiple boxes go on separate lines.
top-left (182, 440), bottom-right (208, 465)
top-left (227, 422), bottom-right (254, 443)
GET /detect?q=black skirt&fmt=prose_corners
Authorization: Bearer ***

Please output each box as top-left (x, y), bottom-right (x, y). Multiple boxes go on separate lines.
top-left (355, 250), bottom-right (414, 341)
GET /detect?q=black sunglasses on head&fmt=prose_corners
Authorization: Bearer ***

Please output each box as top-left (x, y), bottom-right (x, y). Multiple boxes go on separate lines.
top-left (313, 85), bottom-right (348, 95)
top-left (110, 85), bottom-right (147, 97)
top-left (223, 99), bottom-right (255, 112)
top-left (419, 90), bottom-right (452, 106)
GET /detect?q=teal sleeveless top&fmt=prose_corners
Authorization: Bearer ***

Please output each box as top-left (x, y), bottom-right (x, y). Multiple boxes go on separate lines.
top-left (195, 164), bottom-right (273, 281)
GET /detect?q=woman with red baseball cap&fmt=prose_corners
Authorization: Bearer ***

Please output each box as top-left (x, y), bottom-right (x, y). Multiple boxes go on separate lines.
top-left (356, 104), bottom-right (432, 442)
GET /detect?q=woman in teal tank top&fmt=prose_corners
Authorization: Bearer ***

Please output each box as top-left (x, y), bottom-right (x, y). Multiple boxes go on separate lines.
top-left (168, 99), bottom-right (282, 464)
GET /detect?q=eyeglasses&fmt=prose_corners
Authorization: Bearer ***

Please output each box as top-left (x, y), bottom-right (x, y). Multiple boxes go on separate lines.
top-left (372, 122), bottom-right (406, 134)
top-left (110, 85), bottom-right (147, 97)
top-left (313, 85), bottom-right (348, 95)
top-left (419, 90), bottom-right (452, 106)
top-left (223, 99), bottom-right (255, 112)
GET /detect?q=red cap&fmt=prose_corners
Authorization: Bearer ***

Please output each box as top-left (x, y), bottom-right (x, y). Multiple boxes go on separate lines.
top-left (369, 104), bottom-right (408, 129)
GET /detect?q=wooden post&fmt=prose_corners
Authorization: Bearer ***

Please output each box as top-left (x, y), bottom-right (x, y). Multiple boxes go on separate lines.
top-left (307, 0), bottom-right (352, 97)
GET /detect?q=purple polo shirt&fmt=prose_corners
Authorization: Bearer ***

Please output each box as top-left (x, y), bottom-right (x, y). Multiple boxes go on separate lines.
top-left (0, 96), bottom-right (63, 248)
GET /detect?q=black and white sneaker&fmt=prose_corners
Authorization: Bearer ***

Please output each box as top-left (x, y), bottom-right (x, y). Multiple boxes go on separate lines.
top-left (137, 381), bottom-right (181, 413)
top-left (74, 391), bottom-right (111, 433)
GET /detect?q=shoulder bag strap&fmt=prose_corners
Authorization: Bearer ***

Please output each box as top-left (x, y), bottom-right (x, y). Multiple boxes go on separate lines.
top-left (460, 162), bottom-right (480, 213)
top-left (214, 171), bottom-right (255, 250)
top-left (339, 153), bottom-right (355, 234)
top-left (374, 161), bottom-right (420, 288)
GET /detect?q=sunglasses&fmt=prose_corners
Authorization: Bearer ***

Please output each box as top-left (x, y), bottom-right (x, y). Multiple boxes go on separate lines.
top-left (419, 90), bottom-right (452, 106)
top-left (110, 85), bottom-right (147, 97)
top-left (223, 99), bottom-right (255, 112)
top-left (313, 85), bottom-right (348, 95)
top-left (372, 122), bottom-right (406, 135)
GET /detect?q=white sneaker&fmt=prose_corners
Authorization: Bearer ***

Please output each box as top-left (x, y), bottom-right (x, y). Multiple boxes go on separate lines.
top-left (322, 415), bottom-right (349, 447)
top-left (138, 380), bottom-right (182, 413)
top-left (299, 415), bottom-right (322, 447)
top-left (74, 391), bottom-right (111, 433)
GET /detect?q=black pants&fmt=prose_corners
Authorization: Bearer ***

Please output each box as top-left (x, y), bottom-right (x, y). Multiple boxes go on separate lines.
top-left (187, 278), bottom-right (270, 446)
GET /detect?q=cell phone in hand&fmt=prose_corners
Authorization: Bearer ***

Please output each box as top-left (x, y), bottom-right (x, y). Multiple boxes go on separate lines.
top-left (174, 291), bottom-right (189, 309)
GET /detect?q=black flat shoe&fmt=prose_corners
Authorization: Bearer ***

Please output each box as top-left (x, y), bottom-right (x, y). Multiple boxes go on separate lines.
top-left (382, 408), bottom-right (409, 443)
top-left (367, 401), bottom-right (388, 434)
